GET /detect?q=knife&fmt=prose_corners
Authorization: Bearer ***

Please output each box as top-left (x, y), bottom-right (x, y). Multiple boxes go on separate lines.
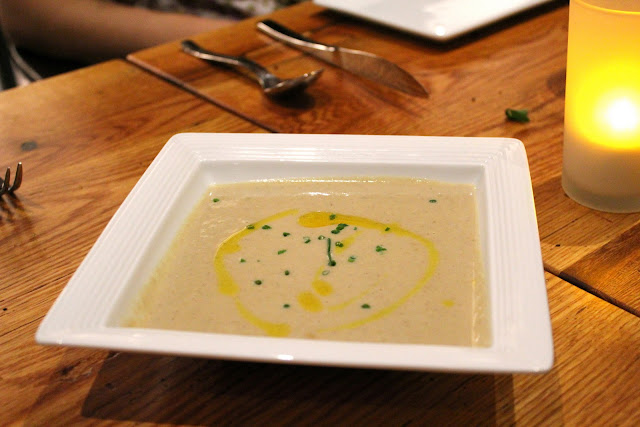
top-left (257, 20), bottom-right (428, 98)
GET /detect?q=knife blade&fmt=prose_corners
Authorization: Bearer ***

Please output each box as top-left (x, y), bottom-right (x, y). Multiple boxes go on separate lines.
top-left (257, 20), bottom-right (428, 98)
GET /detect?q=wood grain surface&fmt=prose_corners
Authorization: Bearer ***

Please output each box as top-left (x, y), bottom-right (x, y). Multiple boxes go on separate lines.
top-left (2, 273), bottom-right (639, 425)
top-left (128, 1), bottom-right (640, 316)
top-left (0, 60), bottom-right (262, 423)
top-left (560, 222), bottom-right (640, 316)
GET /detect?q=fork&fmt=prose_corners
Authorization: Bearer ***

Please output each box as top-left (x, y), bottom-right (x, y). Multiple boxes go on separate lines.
top-left (0, 162), bottom-right (22, 196)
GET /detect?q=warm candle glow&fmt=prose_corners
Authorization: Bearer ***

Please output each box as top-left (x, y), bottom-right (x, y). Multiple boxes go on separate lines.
top-left (567, 60), bottom-right (640, 149)
top-left (605, 98), bottom-right (638, 133)
top-left (562, 0), bottom-right (640, 212)
top-left (592, 90), bottom-right (640, 149)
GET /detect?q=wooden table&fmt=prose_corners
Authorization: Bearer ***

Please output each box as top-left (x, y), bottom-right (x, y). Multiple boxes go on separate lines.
top-left (1, 2), bottom-right (639, 425)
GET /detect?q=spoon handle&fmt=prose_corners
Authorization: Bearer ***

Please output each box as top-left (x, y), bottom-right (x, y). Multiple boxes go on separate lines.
top-left (181, 40), bottom-right (278, 88)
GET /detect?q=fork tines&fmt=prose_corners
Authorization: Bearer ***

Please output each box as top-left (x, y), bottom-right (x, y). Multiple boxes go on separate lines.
top-left (0, 162), bottom-right (22, 196)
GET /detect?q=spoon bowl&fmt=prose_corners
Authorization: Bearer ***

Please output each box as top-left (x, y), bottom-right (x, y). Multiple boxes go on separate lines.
top-left (262, 69), bottom-right (323, 96)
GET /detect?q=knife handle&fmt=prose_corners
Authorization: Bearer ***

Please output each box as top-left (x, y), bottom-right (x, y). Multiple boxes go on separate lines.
top-left (257, 20), bottom-right (336, 54)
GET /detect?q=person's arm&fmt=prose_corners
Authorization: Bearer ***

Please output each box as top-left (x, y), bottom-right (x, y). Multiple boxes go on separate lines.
top-left (0, 0), bottom-right (234, 63)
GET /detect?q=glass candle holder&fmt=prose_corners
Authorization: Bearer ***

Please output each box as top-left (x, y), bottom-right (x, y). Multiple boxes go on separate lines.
top-left (562, 0), bottom-right (640, 212)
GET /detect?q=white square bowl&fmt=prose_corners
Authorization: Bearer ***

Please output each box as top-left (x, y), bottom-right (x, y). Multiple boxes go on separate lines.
top-left (36, 133), bottom-right (553, 373)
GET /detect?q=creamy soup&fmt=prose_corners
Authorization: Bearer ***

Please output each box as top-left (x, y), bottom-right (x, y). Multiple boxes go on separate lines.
top-left (123, 177), bottom-right (490, 347)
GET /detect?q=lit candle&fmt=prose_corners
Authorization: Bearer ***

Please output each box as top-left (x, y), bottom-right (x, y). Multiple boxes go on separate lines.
top-left (562, 0), bottom-right (640, 212)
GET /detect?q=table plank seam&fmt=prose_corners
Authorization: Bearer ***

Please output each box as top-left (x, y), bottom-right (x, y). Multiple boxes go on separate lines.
top-left (125, 57), bottom-right (278, 133)
top-left (557, 271), bottom-right (639, 318)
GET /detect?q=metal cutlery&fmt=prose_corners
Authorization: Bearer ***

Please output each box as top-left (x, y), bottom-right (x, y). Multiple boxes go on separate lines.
top-left (257, 20), bottom-right (428, 97)
top-left (0, 162), bottom-right (22, 196)
top-left (181, 40), bottom-right (323, 96)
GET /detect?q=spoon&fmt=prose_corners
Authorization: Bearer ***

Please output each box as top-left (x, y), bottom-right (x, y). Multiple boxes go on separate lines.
top-left (181, 40), bottom-right (323, 96)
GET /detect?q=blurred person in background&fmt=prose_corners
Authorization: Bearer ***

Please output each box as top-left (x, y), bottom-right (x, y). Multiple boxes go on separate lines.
top-left (0, 0), bottom-right (301, 64)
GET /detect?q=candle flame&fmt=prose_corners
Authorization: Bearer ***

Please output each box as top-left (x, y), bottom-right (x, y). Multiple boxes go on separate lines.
top-left (605, 98), bottom-right (639, 132)
top-left (566, 59), bottom-right (640, 149)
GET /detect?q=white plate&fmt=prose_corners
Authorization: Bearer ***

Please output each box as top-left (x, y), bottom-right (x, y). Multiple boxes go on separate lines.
top-left (314, 0), bottom-right (553, 41)
top-left (37, 133), bottom-right (553, 373)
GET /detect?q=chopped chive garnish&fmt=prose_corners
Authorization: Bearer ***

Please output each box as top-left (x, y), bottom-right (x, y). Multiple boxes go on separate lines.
top-left (330, 223), bottom-right (349, 235)
top-left (240, 258), bottom-right (246, 263)
top-left (303, 236), bottom-right (311, 244)
top-left (283, 232), bottom-right (290, 237)
top-left (329, 214), bottom-right (336, 220)
top-left (327, 238), bottom-right (336, 266)
top-left (505, 108), bottom-right (530, 123)
top-left (284, 270), bottom-right (290, 276)
top-left (348, 255), bottom-right (357, 263)
top-left (254, 280), bottom-right (262, 285)
top-left (376, 245), bottom-right (387, 253)
top-left (283, 304), bottom-right (290, 308)
top-left (277, 249), bottom-right (287, 255)
top-left (429, 199), bottom-right (437, 203)
top-left (318, 235), bottom-right (326, 240)
top-left (361, 304), bottom-right (371, 309)
top-left (262, 225), bottom-right (271, 230)
top-left (247, 224), bottom-right (255, 229)
top-left (335, 241), bottom-right (344, 247)
top-left (353, 227), bottom-right (358, 230)
top-left (322, 270), bottom-right (330, 276)
top-left (385, 227), bottom-right (390, 231)
top-left (212, 198), bottom-right (220, 203)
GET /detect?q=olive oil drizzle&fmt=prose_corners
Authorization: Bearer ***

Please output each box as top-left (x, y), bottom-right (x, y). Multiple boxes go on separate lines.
top-left (214, 208), bottom-right (298, 296)
top-left (213, 210), bottom-right (439, 337)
